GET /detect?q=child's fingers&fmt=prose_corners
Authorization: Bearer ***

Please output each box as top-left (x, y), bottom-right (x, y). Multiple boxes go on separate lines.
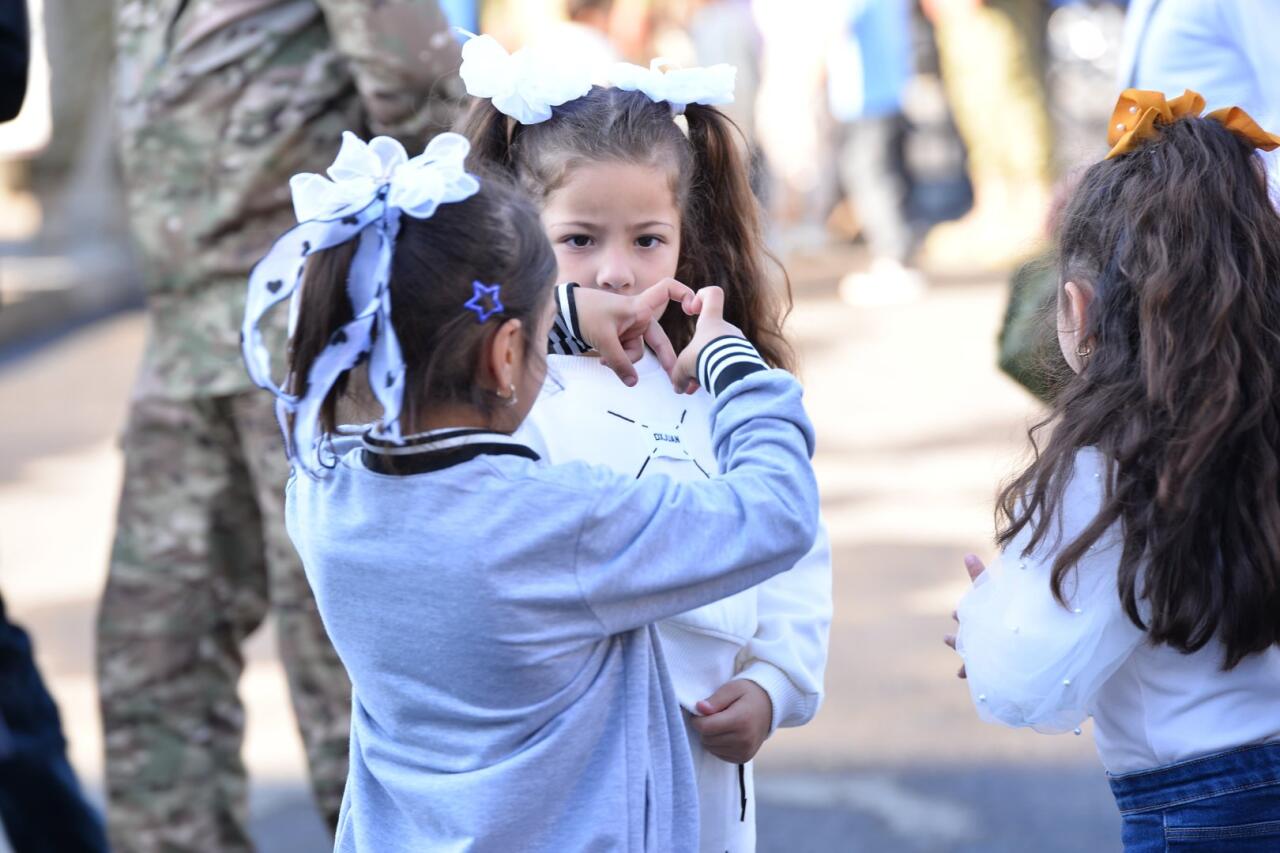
top-left (595, 334), bottom-right (638, 387)
top-left (622, 336), bottom-right (646, 364)
top-left (944, 633), bottom-right (957, 650)
top-left (690, 706), bottom-right (742, 738)
top-left (697, 680), bottom-right (747, 716)
top-left (703, 744), bottom-right (741, 764)
top-left (694, 286), bottom-right (725, 325)
top-left (636, 278), bottom-right (693, 323)
top-left (671, 346), bottom-right (701, 392)
top-left (644, 320), bottom-right (678, 373)
top-left (964, 554), bottom-right (986, 581)
top-left (701, 732), bottom-right (756, 764)
top-left (651, 277), bottom-right (696, 309)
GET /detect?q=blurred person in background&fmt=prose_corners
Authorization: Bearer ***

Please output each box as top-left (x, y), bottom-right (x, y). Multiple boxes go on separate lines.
top-left (0, 4), bottom-right (109, 849)
top-left (753, 0), bottom-right (835, 252)
top-left (543, 0), bottom-right (620, 67)
top-left (688, 0), bottom-right (766, 196)
top-left (827, 0), bottom-right (925, 305)
top-left (99, 2), bottom-right (462, 849)
top-left (0, 595), bottom-right (109, 852)
top-left (999, 0), bottom-right (1280, 404)
top-left (921, 0), bottom-right (1053, 270)
top-left (1119, 0), bottom-right (1280, 199)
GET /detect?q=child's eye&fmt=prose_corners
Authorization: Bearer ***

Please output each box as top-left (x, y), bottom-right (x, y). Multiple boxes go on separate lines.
top-left (562, 234), bottom-right (593, 249)
top-left (636, 235), bottom-right (663, 249)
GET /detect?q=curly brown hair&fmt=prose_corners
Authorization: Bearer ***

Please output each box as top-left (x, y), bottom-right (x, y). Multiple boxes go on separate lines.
top-left (998, 116), bottom-right (1280, 669)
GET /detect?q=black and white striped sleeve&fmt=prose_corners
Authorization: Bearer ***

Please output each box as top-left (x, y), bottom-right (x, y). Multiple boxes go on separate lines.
top-left (696, 335), bottom-right (769, 398)
top-left (548, 283), bottom-right (593, 355)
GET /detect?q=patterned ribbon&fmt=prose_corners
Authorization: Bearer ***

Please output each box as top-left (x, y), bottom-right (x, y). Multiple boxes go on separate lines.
top-left (240, 131), bottom-right (480, 472)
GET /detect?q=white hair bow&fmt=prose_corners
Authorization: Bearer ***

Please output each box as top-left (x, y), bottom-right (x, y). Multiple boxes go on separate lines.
top-left (240, 131), bottom-right (480, 473)
top-left (458, 32), bottom-right (593, 125)
top-left (608, 59), bottom-right (736, 114)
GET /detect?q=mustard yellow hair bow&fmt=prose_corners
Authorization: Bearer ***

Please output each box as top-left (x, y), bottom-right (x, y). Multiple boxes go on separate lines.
top-left (1105, 88), bottom-right (1280, 160)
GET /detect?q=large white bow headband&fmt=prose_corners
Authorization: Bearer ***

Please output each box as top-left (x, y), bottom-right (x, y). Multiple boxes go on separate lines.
top-left (457, 31), bottom-right (735, 125)
top-left (240, 131), bottom-right (480, 474)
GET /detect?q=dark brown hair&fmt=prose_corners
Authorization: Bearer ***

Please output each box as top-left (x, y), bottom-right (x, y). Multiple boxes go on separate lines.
top-left (998, 117), bottom-right (1280, 668)
top-left (457, 86), bottom-right (796, 371)
top-left (288, 173), bottom-right (557, 441)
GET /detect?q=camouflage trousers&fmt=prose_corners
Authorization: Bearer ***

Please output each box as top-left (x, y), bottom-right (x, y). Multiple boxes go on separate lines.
top-left (96, 390), bottom-right (351, 852)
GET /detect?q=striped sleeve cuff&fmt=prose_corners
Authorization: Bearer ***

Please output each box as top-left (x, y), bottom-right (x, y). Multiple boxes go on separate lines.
top-left (548, 282), bottom-right (592, 355)
top-left (697, 335), bottom-right (768, 397)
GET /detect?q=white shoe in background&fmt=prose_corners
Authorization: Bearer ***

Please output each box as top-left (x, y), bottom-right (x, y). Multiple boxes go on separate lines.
top-left (838, 257), bottom-right (928, 306)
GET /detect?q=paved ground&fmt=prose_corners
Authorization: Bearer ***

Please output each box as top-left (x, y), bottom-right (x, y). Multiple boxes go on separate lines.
top-left (0, 246), bottom-right (1122, 851)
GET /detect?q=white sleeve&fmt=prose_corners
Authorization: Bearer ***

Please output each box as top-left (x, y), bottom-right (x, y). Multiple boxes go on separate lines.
top-left (736, 519), bottom-right (832, 733)
top-left (955, 451), bottom-right (1146, 733)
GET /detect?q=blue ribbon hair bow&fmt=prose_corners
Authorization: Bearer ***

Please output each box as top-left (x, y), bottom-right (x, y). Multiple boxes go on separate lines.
top-left (240, 131), bottom-right (481, 473)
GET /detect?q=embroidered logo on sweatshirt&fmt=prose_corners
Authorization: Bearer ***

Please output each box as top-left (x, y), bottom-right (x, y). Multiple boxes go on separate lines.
top-left (606, 409), bottom-right (710, 477)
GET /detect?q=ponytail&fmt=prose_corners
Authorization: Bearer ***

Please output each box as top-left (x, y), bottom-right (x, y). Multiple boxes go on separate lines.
top-left (680, 104), bottom-right (794, 372)
top-left (285, 179), bottom-right (557, 456)
top-left (457, 98), bottom-right (517, 176)
top-left (287, 240), bottom-right (361, 442)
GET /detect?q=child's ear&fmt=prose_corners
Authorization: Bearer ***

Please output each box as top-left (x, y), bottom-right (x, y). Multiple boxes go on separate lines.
top-left (1064, 280), bottom-right (1094, 336)
top-left (486, 318), bottom-right (525, 393)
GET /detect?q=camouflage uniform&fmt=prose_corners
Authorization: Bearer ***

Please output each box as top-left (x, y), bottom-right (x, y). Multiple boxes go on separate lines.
top-left (99, 3), bottom-right (461, 850)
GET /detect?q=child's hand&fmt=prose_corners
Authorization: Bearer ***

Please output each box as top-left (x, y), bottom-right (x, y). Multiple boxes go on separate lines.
top-left (671, 286), bottom-right (746, 394)
top-left (944, 554), bottom-right (987, 679)
top-left (573, 279), bottom-right (698, 387)
top-left (690, 679), bottom-right (773, 764)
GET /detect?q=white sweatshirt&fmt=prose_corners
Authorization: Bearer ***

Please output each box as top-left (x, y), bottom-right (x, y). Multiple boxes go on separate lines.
top-left (518, 349), bottom-right (833, 852)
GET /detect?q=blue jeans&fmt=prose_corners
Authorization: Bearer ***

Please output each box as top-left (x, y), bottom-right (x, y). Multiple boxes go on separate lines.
top-left (0, 592), bottom-right (108, 852)
top-left (1109, 742), bottom-right (1280, 852)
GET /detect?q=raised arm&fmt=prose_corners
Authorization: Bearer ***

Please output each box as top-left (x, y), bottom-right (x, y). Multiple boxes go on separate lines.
top-left (570, 290), bottom-right (820, 635)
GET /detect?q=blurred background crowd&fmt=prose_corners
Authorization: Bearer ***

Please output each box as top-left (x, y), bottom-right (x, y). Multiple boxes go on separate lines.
top-left (1, 0), bottom-right (1130, 320)
top-left (0, 1), bottom-right (1255, 851)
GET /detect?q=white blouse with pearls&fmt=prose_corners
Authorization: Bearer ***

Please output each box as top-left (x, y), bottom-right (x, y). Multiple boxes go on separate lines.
top-left (957, 447), bottom-right (1280, 774)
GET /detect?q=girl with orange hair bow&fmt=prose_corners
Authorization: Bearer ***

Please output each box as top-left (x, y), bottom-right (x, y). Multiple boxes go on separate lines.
top-left (949, 90), bottom-right (1280, 851)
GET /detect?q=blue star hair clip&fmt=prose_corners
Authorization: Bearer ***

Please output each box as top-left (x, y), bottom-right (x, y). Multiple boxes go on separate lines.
top-left (465, 280), bottom-right (504, 323)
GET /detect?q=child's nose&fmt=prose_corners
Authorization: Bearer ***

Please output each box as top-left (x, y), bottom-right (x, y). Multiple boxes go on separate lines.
top-left (596, 250), bottom-right (634, 292)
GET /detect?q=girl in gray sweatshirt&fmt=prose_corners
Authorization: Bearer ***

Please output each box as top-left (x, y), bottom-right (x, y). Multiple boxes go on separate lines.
top-left (241, 133), bottom-right (819, 851)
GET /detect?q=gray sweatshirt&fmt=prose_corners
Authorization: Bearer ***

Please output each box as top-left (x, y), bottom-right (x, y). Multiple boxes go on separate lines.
top-left (287, 341), bottom-right (818, 852)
